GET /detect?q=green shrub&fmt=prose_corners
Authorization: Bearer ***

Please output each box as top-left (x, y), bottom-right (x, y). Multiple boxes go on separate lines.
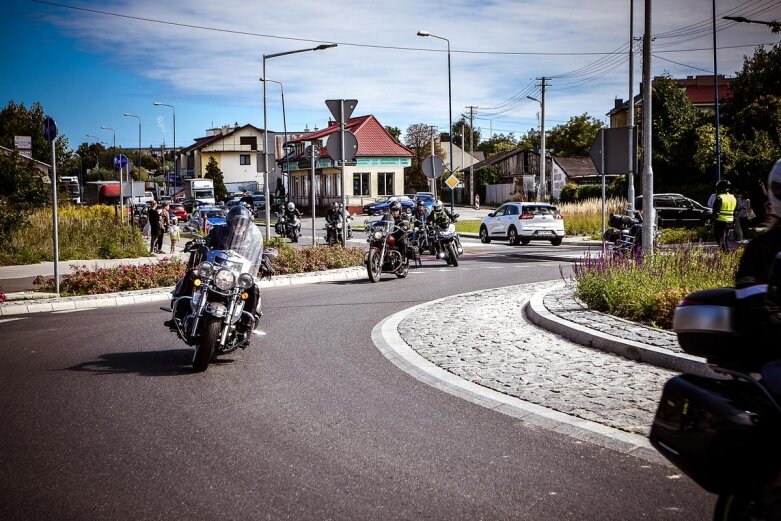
top-left (657, 227), bottom-right (711, 244)
top-left (264, 238), bottom-right (364, 275)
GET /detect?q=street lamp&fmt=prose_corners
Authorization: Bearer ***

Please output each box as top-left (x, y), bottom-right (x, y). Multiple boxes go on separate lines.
top-left (153, 102), bottom-right (176, 197)
top-left (527, 96), bottom-right (547, 201)
top-left (418, 30), bottom-right (455, 212)
top-left (262, 43), bottom-right (337, 240)
top-left (123, 112), bottom-right (141, 206)
top-left (259, 77), bottom-right (290, 202)
top-left (723, 15), bottom-right (781, 32)
top-left (85, 134), bottom-right (103, 173)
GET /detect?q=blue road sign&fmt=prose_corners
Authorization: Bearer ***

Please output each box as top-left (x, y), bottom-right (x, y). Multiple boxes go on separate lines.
top-left (113, 154), bottom-right (129, 169)
top-left (42, 117), bottom-right (58, 142)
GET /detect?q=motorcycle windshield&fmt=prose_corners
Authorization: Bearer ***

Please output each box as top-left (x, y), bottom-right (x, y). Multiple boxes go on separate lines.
top-left (207, 223), bottom-right (265, 276)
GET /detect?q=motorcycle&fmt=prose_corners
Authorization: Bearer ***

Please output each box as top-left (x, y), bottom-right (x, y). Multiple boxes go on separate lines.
top-left (365, 218), bottom-right (415, 282)
top-left (274, 212), bottom-right (301, 243)
top-left (325, 211), bottom-right (353, 246)
top-left (603, 211), bottom-right (643, 258)
top-left (162, 224), bottom-right (275, 372)
top-left (431, 214), bottom-right (463, 267)
top-left (649, 284), bottom-right (781, 519)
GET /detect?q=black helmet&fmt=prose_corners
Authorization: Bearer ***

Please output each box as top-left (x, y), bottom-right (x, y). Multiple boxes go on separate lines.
top-left (390, 201), bottom-right (402, 213)
top-left (227, 205), bottom-right (252, 230)
top-left (715, 179), bottom-right (731, 193)
top-left (417, 200), bottom-right (425, 207)
top-left (433, 200), bottom-right (444, 212)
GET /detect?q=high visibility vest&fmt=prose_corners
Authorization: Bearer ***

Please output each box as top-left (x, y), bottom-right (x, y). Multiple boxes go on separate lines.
top-left (716, 193), bottom-right (737, 222)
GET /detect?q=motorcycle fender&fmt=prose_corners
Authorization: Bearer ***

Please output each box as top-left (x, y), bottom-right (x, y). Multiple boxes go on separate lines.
top-left (230, 300), bottom-right (246, 325)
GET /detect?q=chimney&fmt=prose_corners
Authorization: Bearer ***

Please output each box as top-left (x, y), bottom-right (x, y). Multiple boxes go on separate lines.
top-left (615, 98), bottom-right (624, 109)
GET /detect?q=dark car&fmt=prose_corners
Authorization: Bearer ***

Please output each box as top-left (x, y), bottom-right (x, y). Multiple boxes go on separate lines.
top-left (181, 199), bottom-right (206, 214)
top-left (634, 193), bottom-right (712, 228)
top-left (362, 195), bottom-right (415, 216)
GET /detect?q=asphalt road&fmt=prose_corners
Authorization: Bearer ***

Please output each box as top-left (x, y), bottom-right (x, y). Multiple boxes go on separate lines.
top-left (0, 241), bottom-right (713, 520)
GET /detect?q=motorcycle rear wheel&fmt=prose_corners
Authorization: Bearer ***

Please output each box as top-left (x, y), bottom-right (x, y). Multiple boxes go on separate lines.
top-left (447, 243), bottom-right (459, 267)
top-left (193, 316), bottom-right (220, 372)
top-left (396, 259), bottom-right (409, 278)
top-left (367, 249), bottom-right (382, 283)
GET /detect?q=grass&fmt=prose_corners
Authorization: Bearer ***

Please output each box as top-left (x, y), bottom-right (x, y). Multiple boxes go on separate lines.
top-left (570, 245), bottom-right (742, 329)
top-left (556, 197), bottom-right (626, 237)
top-left (0, 205), bottom-right (149, 266)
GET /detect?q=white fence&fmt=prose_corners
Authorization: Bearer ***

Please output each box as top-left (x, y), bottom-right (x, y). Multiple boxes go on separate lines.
top-left (484, 183), bottom-right (514, 205)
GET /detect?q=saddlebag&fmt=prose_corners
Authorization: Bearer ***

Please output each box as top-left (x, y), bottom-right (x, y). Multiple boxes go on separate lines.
top-left (673, 288), bottom-right (737, 360)
top-left (650, 374), bottom-right (780, 494)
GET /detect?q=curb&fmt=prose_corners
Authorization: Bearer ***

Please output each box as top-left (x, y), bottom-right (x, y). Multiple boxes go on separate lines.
top-left (371, 297), bottom-right (669, 466)
top-left (0, 266), bottom-right (366, 316)
top-left (525, 282), bottom-right (712, 377)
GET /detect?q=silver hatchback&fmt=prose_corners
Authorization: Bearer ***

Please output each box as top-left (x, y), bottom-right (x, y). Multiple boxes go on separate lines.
top-left (479, 202), bottom-right (565, 246)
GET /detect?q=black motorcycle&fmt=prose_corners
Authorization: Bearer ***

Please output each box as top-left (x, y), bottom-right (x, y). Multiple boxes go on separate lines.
top-left (603, 211), bottom-right (643, 257)
top-left (650, 283), bottom-right (781, 519)
top-left (274, 212), bottom-right (300, 243)
top-left (430, 214), bottom-right (463, 267)
top-left (325, 211), bottom-right (352, 246)
top-left (365, 218), bottom-right (416, 282)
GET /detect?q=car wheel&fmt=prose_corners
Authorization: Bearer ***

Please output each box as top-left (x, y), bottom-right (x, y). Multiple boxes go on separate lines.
top-left (479, 226), bottom-right (491, 243)
top-left (550, 237), bottom-right (563, 246)
top-left (508, 227), bottom-right (519, 246)
top-left (520, 237), bottom-right (531, 245)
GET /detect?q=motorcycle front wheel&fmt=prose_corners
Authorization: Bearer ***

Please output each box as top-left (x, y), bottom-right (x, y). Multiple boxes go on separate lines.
top-left (396, 259), bottom-right (409, 278)
top-left (447, 243), bottom-right (459, 267)
top-left (291, 230), bottom-right (299, 243)
top-left (367, 249), bottom-right (382, 283)
top-left (193, 316), bottom-right (220, 372)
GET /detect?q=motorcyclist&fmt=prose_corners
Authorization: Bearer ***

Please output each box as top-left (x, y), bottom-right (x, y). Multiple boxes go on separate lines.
top-left (284, 201), bottom-right (301, 222)
top-left (427, 200), bottom-right (453, 228)
top-left (411, 200), bottom-right (429, 245)
top-left (712, 179), bottom-right (737, 251)
top-left (381, 201), bottom-right (411, 259)
top-left (735, 159), bottom-right (781, 361)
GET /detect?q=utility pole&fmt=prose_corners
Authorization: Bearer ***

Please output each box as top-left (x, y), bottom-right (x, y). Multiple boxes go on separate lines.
top-left (537, 77), bottom-right (550, 201)
top-left (628, 0), bottom-right (636, 211)
top-left (466, 106), bottom-right (477, 207)
top-left (642, 0), bottom-right (655, 254)
top-left (429, 125), bottom-right (437, 200)
top-left (712, 0), bottom-right (722, 182)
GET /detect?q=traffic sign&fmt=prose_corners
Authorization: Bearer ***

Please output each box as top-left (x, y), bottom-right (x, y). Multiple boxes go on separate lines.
top-left (589, 127), bottom-right (637, 175)
top-left (305, 144), bottom-right (321, 159)
top-left (326, 131), bottom-right (358, 162)
top-left (445, 174), bottom-right (460, 190)
top-left (325, 99), bottom-right (358, 122)
top-left (113, 154), bottom-right (129, 169)
top-left (42, 117), bottom-right (58, 142)
top-left (421, 155), bottom-right (446, 179)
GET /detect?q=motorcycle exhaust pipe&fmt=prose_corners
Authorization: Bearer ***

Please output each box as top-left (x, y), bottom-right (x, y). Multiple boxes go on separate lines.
top-left (437, 252), bottom-right (446, 259)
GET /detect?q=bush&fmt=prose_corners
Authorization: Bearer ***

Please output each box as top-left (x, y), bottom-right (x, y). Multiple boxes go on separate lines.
top-left (267, 239), bottom-right (364, 274)
top-left (571, 245), bottom-right (741, 328)
top-left (657, 226), bottom-right (711, 244)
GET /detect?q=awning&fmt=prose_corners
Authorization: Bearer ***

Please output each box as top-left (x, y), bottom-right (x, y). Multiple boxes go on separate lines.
top-left (100, 184), bottom-right (121, 197)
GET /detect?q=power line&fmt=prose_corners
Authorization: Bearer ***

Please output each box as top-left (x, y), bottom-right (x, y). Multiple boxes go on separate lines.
top-left (653, 54), bottom-right (713, 74)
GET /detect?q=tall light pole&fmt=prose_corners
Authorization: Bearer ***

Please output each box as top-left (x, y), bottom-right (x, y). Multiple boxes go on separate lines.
top-left (153, 102), bottom-right (176, 196)
top-left (263, 43), bottom-right (337, 240)
top-left (101, 125), bottom-right (119, 219)
top-left (723, 15), bottom-right (781, 32)
top-left (527, 95), bottom-right (547, 201)
top-left (417, 30), bottom-right (454, 212)
top-left (259, 77), bottom-right (290, 203)
top-left (123, 112), bottom-right (141, 206)
top-left (85, 134), bottom-right (103, 174)
top-left (712, 0), bottom-right (722, 182)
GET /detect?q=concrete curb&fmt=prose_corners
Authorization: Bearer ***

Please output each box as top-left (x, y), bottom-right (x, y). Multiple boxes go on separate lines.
top-left (371, 298), bottom-right (668, 466)
top-left (0, 266), bottom-right (366, 316)
top-left (525, 282), bottom-right (712, 376)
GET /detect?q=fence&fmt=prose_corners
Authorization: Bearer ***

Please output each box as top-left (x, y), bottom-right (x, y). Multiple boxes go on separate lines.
top-left (484, 183), bottom-right (514, 205)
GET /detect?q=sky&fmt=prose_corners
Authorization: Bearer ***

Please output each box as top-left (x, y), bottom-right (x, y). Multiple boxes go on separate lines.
top-left (1, 0), bottom-right (780, 153)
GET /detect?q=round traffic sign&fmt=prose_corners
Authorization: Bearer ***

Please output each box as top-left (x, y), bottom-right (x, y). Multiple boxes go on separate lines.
top-left (421, 155), bottom-right (446, 179)
top-left (42, 117), bottom-right (58, 142)
top-left (325, 131), bottom-right (358, 162)
top-left (113, 154), bottom-right (129, 169)
top-left (305, 144), bottom-right (321, 159)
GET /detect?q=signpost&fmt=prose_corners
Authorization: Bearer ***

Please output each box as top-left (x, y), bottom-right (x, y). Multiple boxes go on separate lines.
top-left (42, 117), bottom-right (60, 296)
top-left (113, 154), bottom-right (129, 222)
top-left (589, 127), bottom-right (637, 242)
top-left (306, 143), bottom-right (321, 244)
top-left (326, 99), bottom-right (358, 246)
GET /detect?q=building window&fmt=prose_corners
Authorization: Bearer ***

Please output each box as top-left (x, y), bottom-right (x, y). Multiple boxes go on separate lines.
top-left (377, 172), bottom-right (394, 196)
top-left (240, 154), bottom-right (251, 165)
top-left (353, 172), bottom-right (370, 196)
top-left (240, 136), bottom-right (257, 150)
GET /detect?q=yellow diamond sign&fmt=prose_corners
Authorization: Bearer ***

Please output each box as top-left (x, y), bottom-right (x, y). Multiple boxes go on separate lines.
top-left (445, 174), bottom-right (460, 189)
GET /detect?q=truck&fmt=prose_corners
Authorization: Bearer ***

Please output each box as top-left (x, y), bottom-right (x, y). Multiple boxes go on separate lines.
top-left (83, 181), bottom-right (121, 205)
top-left (184, 178), bottom-right (216, 205)
top-left (59, 176), bottom-right (81, 204)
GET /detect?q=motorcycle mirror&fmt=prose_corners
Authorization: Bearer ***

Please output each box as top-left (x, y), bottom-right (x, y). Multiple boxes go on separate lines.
top-left (183, 241), bottom-right (193, 253)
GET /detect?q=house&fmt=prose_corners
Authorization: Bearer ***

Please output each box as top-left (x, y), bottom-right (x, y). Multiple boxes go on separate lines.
top-left (550, 156), bottom-right (615, 200)
top-left (176, 124), bottom-right (283, 196)
top-left (472, 148), bottom-right (550, 201)
top-left (284, 115), bottom-right (413, 214)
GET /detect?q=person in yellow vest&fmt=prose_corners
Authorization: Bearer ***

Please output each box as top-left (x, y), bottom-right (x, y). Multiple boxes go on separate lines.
top-left (712, 179), bottom-right (737, 251)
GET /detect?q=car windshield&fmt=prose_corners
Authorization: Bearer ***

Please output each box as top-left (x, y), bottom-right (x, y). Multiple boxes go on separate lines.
top-left (523, 205), bottom-right (556, 215)
top-left (203, 210), bottom-right (225, 219)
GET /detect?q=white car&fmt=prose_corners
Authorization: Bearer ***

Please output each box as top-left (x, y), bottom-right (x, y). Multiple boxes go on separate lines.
top-left (479, 202), bottom-right (565, 246)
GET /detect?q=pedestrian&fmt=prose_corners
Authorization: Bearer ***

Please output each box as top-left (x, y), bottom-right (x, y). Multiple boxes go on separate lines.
top-left (734, 192), bottom-right (745, 242)
top-left (168, 217), bottom-right (180, 254)
top-left (156, 202), bottom-right (170, 254)
top-left (474, 193), bottom-right (480, 211)
top-left (737, 191), bottom-right (754, 242)
top-left (711, 180), bottom-right (737, 251)
top-left (147, 200), bottom-right (161, 254)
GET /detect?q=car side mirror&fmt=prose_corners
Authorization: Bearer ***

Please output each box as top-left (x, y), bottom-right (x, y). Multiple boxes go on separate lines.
top-left (487, 212), bottom-right (495, 217)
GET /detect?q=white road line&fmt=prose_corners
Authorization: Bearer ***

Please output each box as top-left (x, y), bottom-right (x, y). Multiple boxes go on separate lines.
top-left (52, 309), bottom-right (95, 314)
top-left (0, 317), bottom-right (27, 324)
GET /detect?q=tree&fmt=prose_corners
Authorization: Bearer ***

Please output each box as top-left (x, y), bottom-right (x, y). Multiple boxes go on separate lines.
top-left (384, 126), bottom-right (401, 142)
top-left (478, 132), bottom-right (518, 158)
top-left (452, 116), bottom-right (481, 148)
top-left (403, 123), bottom-right (445, 192)
top-left (516, 129), bottom-right (541, 151)
top-left (204, 156), bottom-right (228, 202)
top-left (0, 101), bottom-right (70, 166)
top-left (546, 114), bottom-right (604, 157)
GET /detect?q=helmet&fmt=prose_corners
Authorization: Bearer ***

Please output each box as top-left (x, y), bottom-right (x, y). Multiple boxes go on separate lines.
top-left (769, 158), bottom-right (781, 217)
top-left (417, 200), bottom-right (425, 207)
top-left (390, 201), bottom-right (402, 212)
top-left (433, 200), bottom-right (444, 212)
top-left (715, 180), bottom-right (731, 193)
top-left (227, 205), bottom-right (252, 232)
top-left (287, 202), bottom-right (295, 211)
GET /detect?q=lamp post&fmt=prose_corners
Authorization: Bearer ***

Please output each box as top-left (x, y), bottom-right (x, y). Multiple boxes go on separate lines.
top-left (262, 43), bottom-right (337, 240)
top-left (153, 102), bottom-right (176, 197)
top-left (417, 30), bottom-right (455, 213)
top-left (85, 134), bottom-right (103, 174)
top-left (100, 125), bottom-right (118, 216)
top-left (259, 77), bottom-right (290, 204)
top-left (527, 95), bottom-right (547, 201)
top-left (123, 112), bottom-right (141, 206)
top-left (723, 15), bottom-right (780, 32)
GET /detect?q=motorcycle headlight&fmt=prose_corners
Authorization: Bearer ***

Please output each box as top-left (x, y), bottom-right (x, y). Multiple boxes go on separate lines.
top-left (237, 272), bottom-right (254, 289)
top-left (214, 269), bottom-right (236, 291)
top-left (336, 222), bottom-right (343, 229)
top-left (197, 261), bottom-right (214, 279)
top-left (373, 231), bottom-right (383, 240)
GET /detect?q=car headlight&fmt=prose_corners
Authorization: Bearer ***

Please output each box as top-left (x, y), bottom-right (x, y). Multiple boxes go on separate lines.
top-left (237, 273), bottom-right (254, 289)
top-left (214, 269), bottom-right (236, 291)
top-left (373, 231), bottom-right (383, 240)
top-left (197, 262), bottom-right (214, 279)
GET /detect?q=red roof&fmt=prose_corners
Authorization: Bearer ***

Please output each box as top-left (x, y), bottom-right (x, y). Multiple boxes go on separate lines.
top-left (291, 115), bottom-right (412, 157)
top-left (684, 84), bottom-right (732, 105)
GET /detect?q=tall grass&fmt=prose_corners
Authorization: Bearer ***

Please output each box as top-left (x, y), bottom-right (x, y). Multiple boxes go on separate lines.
top-left (0, 205), bottom-right (149, 265)
top-left (571, 245), bottom-right (741, 328)
top-left (557, 197), bottom-right (627, 236)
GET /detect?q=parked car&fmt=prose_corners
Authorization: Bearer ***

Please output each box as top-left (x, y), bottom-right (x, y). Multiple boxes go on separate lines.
top-left (188, 206), bottom-right (227, 232)
top-left (479, 202), bottom-right (565, 246)
top-left (634, 193), bottom-right (712, 228)
top-left (181, 198), bottom-right (206, 214)
top-left (169, 203), bottom-right (188, 221)
top-left (251, 194), bottom-right (265, 214)
top-left (362, 195), bottom-right (415, 216)
top-left (414, 192), bottom-right (435, 208)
